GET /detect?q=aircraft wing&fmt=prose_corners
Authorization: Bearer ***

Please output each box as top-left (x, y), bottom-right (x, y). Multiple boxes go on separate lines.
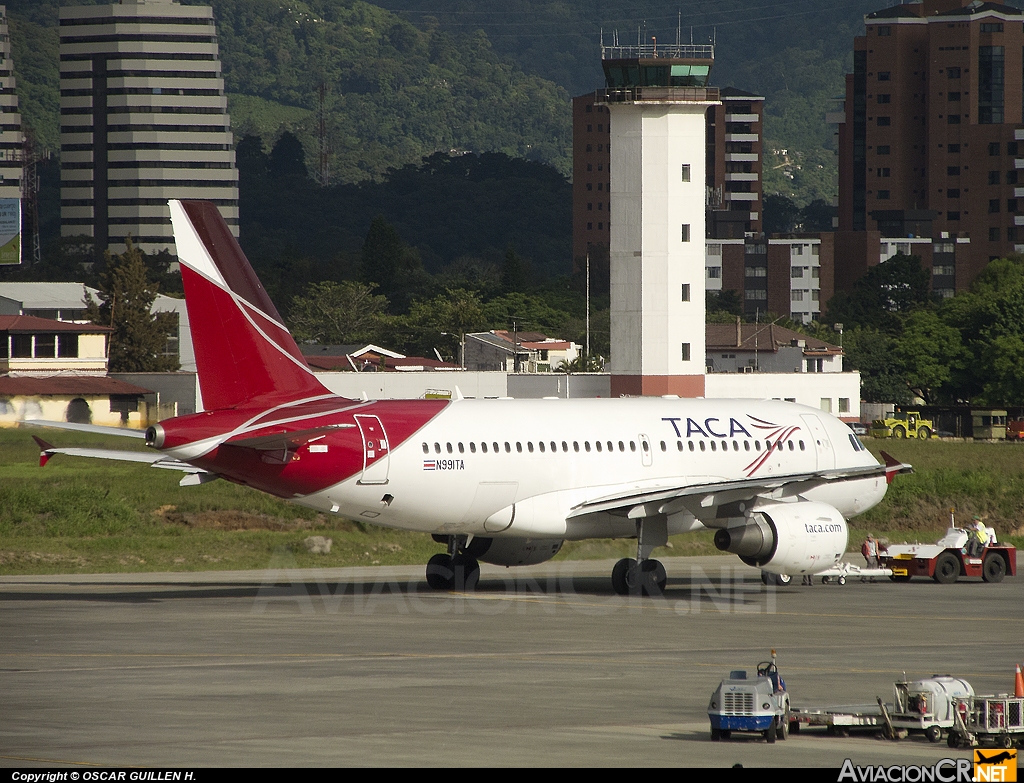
top-left (568, 452), bottom-right (912, 520)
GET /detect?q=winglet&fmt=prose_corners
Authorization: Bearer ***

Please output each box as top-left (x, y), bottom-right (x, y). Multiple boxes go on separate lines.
top-left (32, 435), bottom-right (55, 467)
top-left (880, 451), bottom-right (913, 485)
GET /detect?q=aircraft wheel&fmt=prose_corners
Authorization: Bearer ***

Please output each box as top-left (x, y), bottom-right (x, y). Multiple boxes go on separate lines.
top-left (933, 552), bottom-right (961, 584)
top-left (426, 553), bottom-right (453, 590)
top-left (983, 554), bottom-right (1006, 583)
top-left (838, 576), bottom-right (847, 585)
top-left (926, 725), bottom-right (942, 743)
top-left (451, 554), bottom-right (480, 591)
top-left (611, 558), bottom-right (637, 595)
top-left (641, 559), bottom-right (667, 595)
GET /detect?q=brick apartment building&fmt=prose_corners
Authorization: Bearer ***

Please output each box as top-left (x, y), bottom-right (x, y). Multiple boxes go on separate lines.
top-left (835, 0), bottom-right (1024, 294)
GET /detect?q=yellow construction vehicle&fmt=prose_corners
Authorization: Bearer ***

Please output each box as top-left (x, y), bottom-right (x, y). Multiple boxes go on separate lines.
top-left (870, 411), bottom-right (934, 440)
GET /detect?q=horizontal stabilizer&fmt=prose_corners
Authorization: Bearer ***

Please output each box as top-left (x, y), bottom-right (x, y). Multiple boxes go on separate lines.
top-left (32, 439), bottom-right (204, 474)
top-left (21, 419), bottom-right (147, 438)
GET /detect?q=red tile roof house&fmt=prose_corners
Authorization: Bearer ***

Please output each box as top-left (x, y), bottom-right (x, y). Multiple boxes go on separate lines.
top-left (0, 315), bottom-right (156, 428)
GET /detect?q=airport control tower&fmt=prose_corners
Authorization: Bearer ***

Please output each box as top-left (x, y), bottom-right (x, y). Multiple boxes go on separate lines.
top-left (599, 41), bottom-right (718, 397)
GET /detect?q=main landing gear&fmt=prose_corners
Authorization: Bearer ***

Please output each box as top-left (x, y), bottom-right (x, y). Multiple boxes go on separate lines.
top-left (425, 535), bottom-right (480, 591)
top-left (611, 517), bottom-right (668, 596)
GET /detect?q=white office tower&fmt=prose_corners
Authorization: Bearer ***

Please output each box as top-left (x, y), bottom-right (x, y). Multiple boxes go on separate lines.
top-left (60, 0), bottom-right (238, 256)
top-left (600, 43), bottom-right (717, 397)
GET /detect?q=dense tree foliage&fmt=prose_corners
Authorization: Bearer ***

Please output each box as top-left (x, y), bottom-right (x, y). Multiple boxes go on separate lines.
top-left (84, 240), bottom-right (179, 373)
top-left (237, 146), bottom-right (571, 305)
top-left (818, 253), bottom-right (1024, 406)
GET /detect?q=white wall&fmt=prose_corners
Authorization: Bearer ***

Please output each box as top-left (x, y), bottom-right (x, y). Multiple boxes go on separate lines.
top-left (315, 371), bottom-right (509, 400)
top-left (705, 372), bottom-right (862, 420)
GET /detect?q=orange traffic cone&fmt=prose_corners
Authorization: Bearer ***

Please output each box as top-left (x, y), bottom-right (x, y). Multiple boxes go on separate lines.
top-left (1015, 664), bottom-right (1024, 698)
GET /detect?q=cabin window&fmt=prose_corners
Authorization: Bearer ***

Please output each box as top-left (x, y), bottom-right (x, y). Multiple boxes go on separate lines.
top-left (458, 442), bottom-right (465, 453)
top-left (799, 441), bottom-right (806, 451)
top-left (516, 442), bottom-right (523, 453)
top-left (629, 441), bottom-right (636, 452)
top-left (584, 441), bottom-right (591, 452)
top-left (618, 441), bottom-right (625, 452)
top-left (469, 442), bottom-right (476, 453)
top-left (562, 441), bottom-right (569, 452)
top-left (446, 443), bottom-right (453, 454)
top-left (538, 441), bottom-right (545, 453)
top-left (481, 442), bottom-right (488, 453)
top-left (573, 441), bottom-right (580, 452)
top-left (422, 443), bottom-right (428, 454)
top-left (505, 442), bottom-right (511, 453)
top-left (677, 440), bottom-right (684, 451)
top-left (660, 441), bottom-right (667, 452)
top-left (551, 442), bottom-right (557, 453)
top-left (527, 442), bottom-right (534, 453)
top-left (710, 441), bottom-right (717, 452)
top-left (493, 442), bottom-right (499, 453)
top-left (732, 440), bottom-right (739, 451)
top-left (595, 441), bottom-right (602, 452)
top-left (721, 441), bottom-right (728, 451)
top-left (699, 441), bottom-right (706, 452)
top-left (434, 443), bottom-right (441, 454)
top-left (607, 441), bottom-right (614, 452)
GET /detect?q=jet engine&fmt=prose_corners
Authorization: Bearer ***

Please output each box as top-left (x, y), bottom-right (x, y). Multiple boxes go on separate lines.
top-left (463, 537), bottom-right (564, 567)
top-left (713, 501), bottom-right (848, 575)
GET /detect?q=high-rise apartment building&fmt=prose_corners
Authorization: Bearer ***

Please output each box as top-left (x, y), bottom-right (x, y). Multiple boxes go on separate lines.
top-left (0, 6), bottom-right (21, 201)
top-left (836, 0), bottom-right (1024, 292)
top-left (60, 0), bottom-right (238, 256)
top-left (0, 5), bottom-right (23, 265)
top-left (706, 87), bottom-right (764, 236)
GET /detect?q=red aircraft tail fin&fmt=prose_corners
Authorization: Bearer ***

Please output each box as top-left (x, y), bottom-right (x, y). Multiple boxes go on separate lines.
top-left (32, 435), bottom-right (54, 467)
top-left (169, 200), bottom-right (331, 411)
top-left (880, 451), bottom-right (913, 484)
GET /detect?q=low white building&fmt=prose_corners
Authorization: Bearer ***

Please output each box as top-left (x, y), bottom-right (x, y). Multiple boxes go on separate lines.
top-left (0, 282), bottom-right (194, 371)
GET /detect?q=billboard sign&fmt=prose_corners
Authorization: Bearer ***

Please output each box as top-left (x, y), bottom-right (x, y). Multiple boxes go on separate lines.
top-left (0, 198), bottom-right (19, 265)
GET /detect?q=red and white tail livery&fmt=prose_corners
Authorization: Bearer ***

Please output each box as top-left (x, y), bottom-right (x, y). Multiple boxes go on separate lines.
top-left (30, 200), bottom-right (911, 594)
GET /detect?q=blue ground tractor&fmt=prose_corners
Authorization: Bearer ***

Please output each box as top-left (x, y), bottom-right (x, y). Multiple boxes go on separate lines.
top-left (708, 652), bottom-right (793, 743)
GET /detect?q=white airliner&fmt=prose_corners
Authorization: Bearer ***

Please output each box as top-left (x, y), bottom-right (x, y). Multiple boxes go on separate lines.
top-left (28, 200), bottom-right (910, 595)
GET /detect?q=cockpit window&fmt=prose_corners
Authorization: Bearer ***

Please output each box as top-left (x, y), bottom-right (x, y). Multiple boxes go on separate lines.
top-left (848, 433), bottom-right (866, 452)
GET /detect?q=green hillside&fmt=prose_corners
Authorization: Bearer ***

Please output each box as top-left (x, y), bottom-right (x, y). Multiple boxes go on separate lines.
top-left (374, 0), bottom-right (886, 204)
top-left (4, 0), bottom-right (571, 182)
top-left (4, 0), bottom-right (896, 204)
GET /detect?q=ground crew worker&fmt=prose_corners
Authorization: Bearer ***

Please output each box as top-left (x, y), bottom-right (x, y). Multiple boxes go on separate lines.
top-left (967, 518), bottom-right (989, 557)
top-left (861, 534), bottom-right (879, 582)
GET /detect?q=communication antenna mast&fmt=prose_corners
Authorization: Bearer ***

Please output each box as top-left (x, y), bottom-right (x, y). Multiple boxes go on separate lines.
top-left (676, 11), bottom-right (681, 47)
top-left (20, 129), bottom-right (46, 265)
top-left (315, 81), bottom-right (330, 187)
